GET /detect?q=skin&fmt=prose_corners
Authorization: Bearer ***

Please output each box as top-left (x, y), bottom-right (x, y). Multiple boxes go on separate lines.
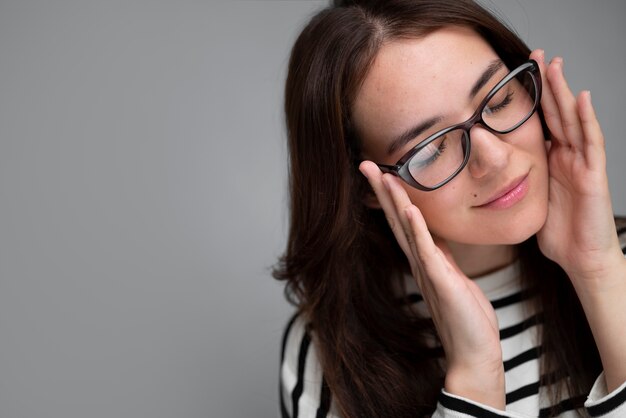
top-left (354, 27), bottom-right (550, 276)
top-left (356, 26), bottom-right (626, 409)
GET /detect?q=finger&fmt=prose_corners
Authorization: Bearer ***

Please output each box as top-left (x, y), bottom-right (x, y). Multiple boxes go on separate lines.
top-left (546, 57), bottom-right (585, 149)
top-left (381, 175), bottom-right (449, 277)
top-left (359, 162), bottom-right (435, 297)
top-left (544, 139), bottom-right (552, 154)
top-left (403, 206), bottom-right (430, 292)
top-left (577, 90), bottom-right (606, 170)
top-left (359, 161), bottom-right (411, 255)
top-left (380, 172), bottom-right (421, 256)
top-left (404, 205), bottom-right (462, 295)
top-left (530, 49), bottom-right (565, 144)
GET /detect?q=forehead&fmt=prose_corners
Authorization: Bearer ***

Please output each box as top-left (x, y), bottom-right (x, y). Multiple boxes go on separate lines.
top-left (352, 26), bottom-right (501, 158)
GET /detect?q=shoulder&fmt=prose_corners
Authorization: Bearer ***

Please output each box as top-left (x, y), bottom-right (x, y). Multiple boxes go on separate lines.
top-left (280, 312), bottom-right (335, 417)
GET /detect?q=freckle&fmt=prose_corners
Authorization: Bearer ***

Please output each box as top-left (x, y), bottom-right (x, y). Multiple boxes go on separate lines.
top-left (473, 193), bottom-right (477, 198)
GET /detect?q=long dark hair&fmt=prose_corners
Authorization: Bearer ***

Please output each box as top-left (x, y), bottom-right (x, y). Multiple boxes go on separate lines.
top-left (274, 1), bottom-right (601, 416)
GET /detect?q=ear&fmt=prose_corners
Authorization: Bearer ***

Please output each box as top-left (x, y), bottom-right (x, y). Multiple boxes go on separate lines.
top-left (362, 190), bottom-right (382, 209)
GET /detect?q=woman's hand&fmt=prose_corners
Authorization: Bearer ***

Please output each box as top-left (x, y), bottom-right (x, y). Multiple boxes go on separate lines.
top-left (359, 161), bottom-right (505, 409)
top-left (530, 49), bottom-right (624, 283)
top-left (530, 49), bottom-right (626, 392)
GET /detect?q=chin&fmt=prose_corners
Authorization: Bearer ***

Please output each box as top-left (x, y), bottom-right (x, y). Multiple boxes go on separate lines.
top-left (440, 206), bottom-right (548, 246)
top-left (489, 206), bottom-right (548, 245)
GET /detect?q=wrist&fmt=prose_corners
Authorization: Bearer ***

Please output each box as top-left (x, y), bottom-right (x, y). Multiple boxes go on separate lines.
top-left (565, 257), bottom-right (626, 394)
top-left (566, 256), bottom-right (626, 296)
top-left (445, 364), bottom-right (506, 410)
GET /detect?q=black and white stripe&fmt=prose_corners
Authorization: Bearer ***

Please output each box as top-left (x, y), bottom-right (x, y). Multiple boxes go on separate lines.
top-left (280, 313), bottom-right (298, 418)
top-left (279, 220), bottom-right (626, 417)
top-left (280, 314), bottom-right (335, 417)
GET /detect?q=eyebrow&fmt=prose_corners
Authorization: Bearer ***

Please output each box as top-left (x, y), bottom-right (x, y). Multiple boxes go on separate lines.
top-left (469, 59), bottom-right (505, 98)
top-left (385, 59), bottom-right (505, 157)
top-left (386, 116), bottom-right (442, 156)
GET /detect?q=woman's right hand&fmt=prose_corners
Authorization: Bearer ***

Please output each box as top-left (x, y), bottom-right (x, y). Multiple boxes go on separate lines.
top-left (359, 161), bottom-right (506, 410)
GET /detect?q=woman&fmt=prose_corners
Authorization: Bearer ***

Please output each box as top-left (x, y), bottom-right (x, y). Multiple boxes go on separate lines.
top-left (275, 0), bottom-right (626, 416)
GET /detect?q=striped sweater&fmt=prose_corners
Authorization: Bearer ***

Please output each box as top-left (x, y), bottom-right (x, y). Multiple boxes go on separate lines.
top-left (279, 226), bottom-right (626, 417)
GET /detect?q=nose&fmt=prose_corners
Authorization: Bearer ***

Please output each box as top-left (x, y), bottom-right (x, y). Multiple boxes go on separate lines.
top-left (466, 124), bottom-right (510, 179)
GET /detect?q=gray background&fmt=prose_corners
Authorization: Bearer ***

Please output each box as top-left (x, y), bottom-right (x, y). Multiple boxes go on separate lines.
top-left (0, 1), bottom-right (624, 417)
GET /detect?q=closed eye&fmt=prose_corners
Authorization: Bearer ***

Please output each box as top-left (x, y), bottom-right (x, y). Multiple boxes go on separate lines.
top-left (411, 138), bottom-right (448, 168)
top-left (485, 90), bottom-right (514, 115)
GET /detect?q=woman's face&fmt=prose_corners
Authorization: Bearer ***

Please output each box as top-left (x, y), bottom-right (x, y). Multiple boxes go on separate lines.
top-left (353, 26), bottom-right (549, 245)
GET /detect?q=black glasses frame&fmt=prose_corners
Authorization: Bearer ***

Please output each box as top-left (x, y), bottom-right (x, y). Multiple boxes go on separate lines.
top-left (375, 59), bottom-right (542, 191)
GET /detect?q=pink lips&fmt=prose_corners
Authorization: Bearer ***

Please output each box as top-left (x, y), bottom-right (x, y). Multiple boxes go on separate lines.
top-left (476, 174), bottom-right (529, 210)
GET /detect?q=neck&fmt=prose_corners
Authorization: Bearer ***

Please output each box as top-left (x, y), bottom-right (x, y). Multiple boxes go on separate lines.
top-left (445, 241), bottom-right (517, 278)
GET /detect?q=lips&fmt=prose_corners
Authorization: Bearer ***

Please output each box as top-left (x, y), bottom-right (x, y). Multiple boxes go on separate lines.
top-left (475, 173), bottom-right (530, 209)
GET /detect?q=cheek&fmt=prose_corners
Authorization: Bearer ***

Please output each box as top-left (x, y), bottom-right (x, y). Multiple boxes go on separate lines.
top-left (405, 184), bottom-right (467, 237)
top-left (524, 121), bottom-right (550, 184)
top-left (522, 115), bottom-right (548, 157)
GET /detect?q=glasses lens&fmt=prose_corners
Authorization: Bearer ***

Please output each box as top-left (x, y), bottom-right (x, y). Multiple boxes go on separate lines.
top-left (482, 69), bottom-right (537, 132)
top-left (407, 129), bottom-right (467, 188)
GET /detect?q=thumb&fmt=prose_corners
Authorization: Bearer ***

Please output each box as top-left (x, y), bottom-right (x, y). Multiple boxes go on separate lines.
top-left (432, 237), bottom-right (465, 277)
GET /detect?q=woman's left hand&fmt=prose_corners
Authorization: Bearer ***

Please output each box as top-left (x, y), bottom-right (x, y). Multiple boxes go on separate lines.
top-left (531, 49), bottom-right (626, 392)
top-left (530, 49), bottom-right (624, 285)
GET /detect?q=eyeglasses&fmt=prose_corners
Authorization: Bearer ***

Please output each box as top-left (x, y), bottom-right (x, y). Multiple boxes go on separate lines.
top-left (376, 60), bottom-right (542, 191)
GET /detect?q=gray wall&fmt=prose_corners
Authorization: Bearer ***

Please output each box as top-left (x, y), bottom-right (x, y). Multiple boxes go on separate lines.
top-left (0, 1), bottom-right (624, 417)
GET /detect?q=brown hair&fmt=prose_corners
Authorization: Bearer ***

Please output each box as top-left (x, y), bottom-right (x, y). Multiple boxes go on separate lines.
top-left (274, 0), bottom-right (600, 416)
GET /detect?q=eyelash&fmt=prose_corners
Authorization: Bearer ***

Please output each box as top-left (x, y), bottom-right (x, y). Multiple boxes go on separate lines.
top-left (429, 141), bottom-right (447, 164)
top-left (417, 138), bottom-right (448, 167)
top-left (487, 90), bottom-right (514, 113)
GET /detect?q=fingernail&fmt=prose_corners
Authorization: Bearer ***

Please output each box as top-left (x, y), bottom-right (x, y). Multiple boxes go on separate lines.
top-left (537, 49), bottom-right (545, 63)
top-left (405, 207), bottom-right (413, 221)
